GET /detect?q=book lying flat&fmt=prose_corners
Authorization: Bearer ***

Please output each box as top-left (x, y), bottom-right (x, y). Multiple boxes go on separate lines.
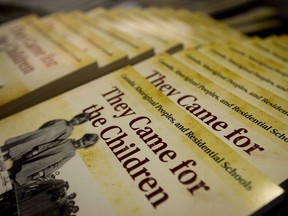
top-left (174, 48), bottom-right (288, 124)
top-left (265, 35), bottom-right (288, 51)
top-left (133, 53), bottom-right (288, 186)
top-left (69, 11), bottom-right (155, 64)
top-left (121, 7), bottom-right (200, 48)
top-left (0, 66), bottom-right (283, 216)
top-left (41, 12), bottom-right (128, 72)
top-left (0, 15), bottom-right (98, 119)
top-left (199, 43), bottom-right (288, 99)
top-left (175, 9), bottom-right (248, 42)
top-left (243, 37), bottom-right (288, 64)
top-left (103, 7), bottom-right (184, 53)
top-left (223, 41), bottom-right (288, 80)
top-left (87, 7), bottom-right (184, 53)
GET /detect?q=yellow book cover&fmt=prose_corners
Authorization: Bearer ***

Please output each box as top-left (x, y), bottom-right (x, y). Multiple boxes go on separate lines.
top-left (199, 43), bottom-right (288, 99)
top-left (279, 35), bottom-right (288, 40)
top-left (69, 11), bottom-right (154, 64)
top-left (95, 8), bottom-right (184, 54)
top-left (175, 11), bottom-right (231, 44)
top-left (176, 9), bottom-right (248, 42)
top-left (42, 12), bottom-right (128, 71)
top-left (269, 35), bottom-right (288, 46)
top-left (86, 7), bottom-right (107, 17)
top-left (190, 11), bottom-right (247, 39)
top-left (140, 7), bottom-right (208, 48)
top-left (174, 48), bottom-right (288, 124)
top-left (0, 66), bottom-right (284, 216)
top-left (0, 15), bottom-right (98, 119)
top-left (224, 41), bottom-right (288, 80)
top-left (165, 7), bottom-right (230, 44)
top-left (244, 37), bottom-right (288, 64)
top-left (122, 7), bottom-right (185, 50)
top-left (265, 35), bottom-right (288, 52)
top-left (133, 53), bottom-right (288, 186)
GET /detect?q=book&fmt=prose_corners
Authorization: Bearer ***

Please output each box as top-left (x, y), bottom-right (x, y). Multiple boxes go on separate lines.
top-left (175, 9), bottom-right (248, 42)
top-left (133, 52), bottom-right (288, 187)
top-left (173, 47), bottom-right (288, 124)
top-left (0, 5), bottom-right (288, 215)
top-left (221, 41), bottom-right (288, 80)
top-left (86, 7), bottom-right (184, 54)
top-left (0, 15), bottom-right (98, 119)
top-left (41, 12), bottom-right (128, 71)
top-left (0, 7), bottom-right (252, 120)
top-left (0, 66), bottom-right (284, 216)
top-left (242, 37), bottom-right (288, 64)
top-left (198, 43), bottom-right (288, 99)
top-left (265, 35), bottom-right (288, 51)
top-left (68, 10), bottom-right (155, 64)
top-left (138, 7), bottom-right (204, 48)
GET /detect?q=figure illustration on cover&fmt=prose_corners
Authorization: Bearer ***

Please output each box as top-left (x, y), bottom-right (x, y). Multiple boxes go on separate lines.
top-left (0, 113), bottom-right (99, 216)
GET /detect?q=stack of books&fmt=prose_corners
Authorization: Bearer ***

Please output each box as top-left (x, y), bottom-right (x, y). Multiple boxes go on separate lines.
top-left (0, 6), bottom-right (287, 216)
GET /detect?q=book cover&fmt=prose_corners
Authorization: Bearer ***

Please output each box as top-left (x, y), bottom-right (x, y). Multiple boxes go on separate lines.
top-left (198, 43), bottom-right (288, 99)
top-left (141, 7), bottom-right (204, 48)
top-left (243, 37), bottom-right (288, 64)
top-left (42, 12), bottom-right (128, 72)
top-left (0, 15), bottom-right (98, 119)
top-left (173, 48), bottom-right (288, 124)
top-left (175, 9), bottom-right (248, 42)
top-left (265, 35), bottom-right (288, 51)
top-left (159, 10), bottom-right (224, 45)
top-left (69, 11), bottom-right (154, 64)
top-left (133, 53), bottom-right (288, 187)
top-left (87, 8), bottom-right (184, 54)
top-left (223, 41), bottom-right (288, 80)
top-left (0, 67), bottom-right (283, 216)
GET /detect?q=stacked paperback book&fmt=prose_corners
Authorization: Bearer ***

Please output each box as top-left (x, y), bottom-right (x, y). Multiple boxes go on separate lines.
top-left (0, 6), bottom-right (287, 216)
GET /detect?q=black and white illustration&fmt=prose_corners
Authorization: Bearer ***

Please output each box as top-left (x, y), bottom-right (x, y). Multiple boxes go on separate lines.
top-left (0, 113), bottom-right (99, 216)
